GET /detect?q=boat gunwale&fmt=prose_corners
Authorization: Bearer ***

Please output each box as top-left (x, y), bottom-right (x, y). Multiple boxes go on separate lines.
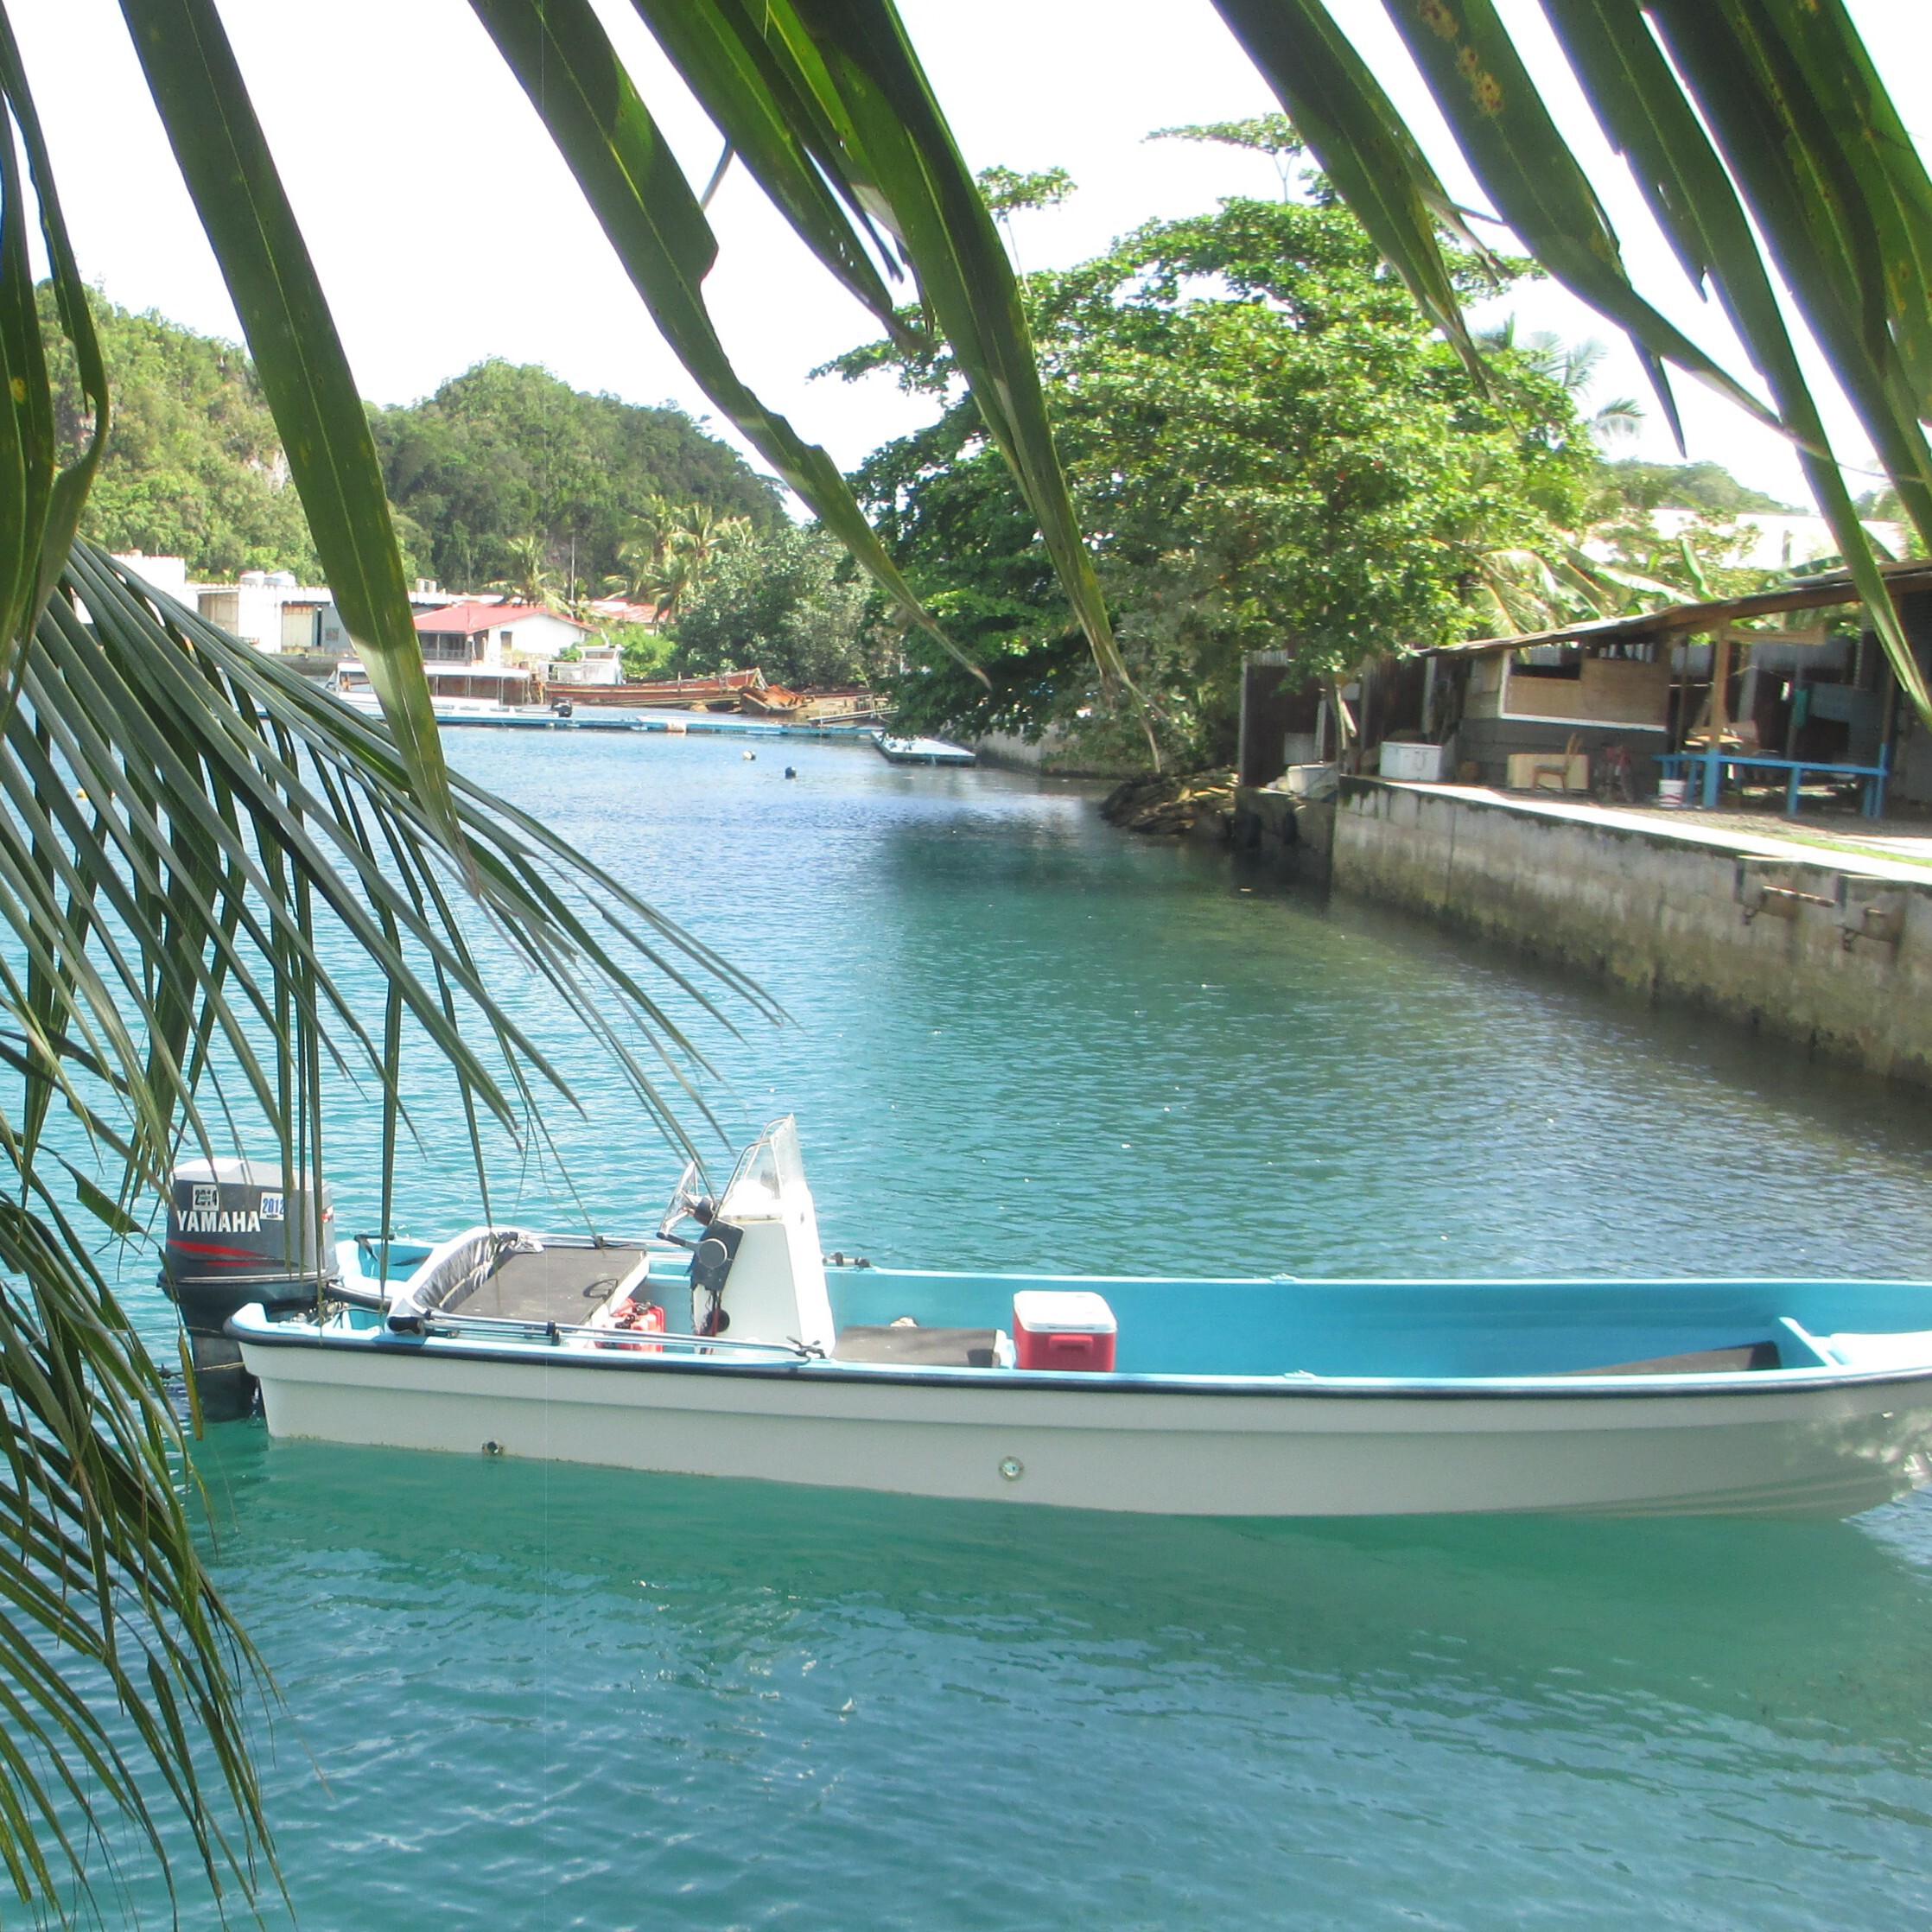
top-left (226, 1316), bottom-right (1932, 1401)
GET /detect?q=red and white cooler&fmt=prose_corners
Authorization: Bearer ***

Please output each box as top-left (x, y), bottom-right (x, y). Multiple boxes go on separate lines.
top-left (1011, 1290), bottom-right (1117, 1371)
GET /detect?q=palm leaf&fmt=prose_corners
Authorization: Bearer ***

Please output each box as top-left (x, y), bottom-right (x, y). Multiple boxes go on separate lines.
top-left (0, 543), bottom-right (776, 1912)
top-left (1370, 0), bottom-right (1782, 446)
top-left (0, 10), bottom-right (105, 661)
top-left (778, 0), bottom-right (1129, 689)
top-left (1211, 0), bottom-right (1497, 382)
top-left (1540, 0), bottom-right (1932, 719)
top-left (1644, 3), bottom-right (1932, 526)
top-left (116, 0), bottom-right (465, 849)
top-left (626, 0), bottom-right (923, 346)
top-left (626, 0), bottom-right (1131, 689)
top-left (465, 0), bottom-right (990, 685)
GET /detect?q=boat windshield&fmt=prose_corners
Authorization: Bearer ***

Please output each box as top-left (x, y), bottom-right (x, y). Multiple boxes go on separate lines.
top-left (718, 1117), bottom-right (805, 1221)
top-left (657, 1159), bottom-right (710, 1240)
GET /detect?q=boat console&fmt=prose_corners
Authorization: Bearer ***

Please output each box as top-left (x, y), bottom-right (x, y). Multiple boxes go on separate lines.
top-left (658, 1119), bottom-right (837, 1354)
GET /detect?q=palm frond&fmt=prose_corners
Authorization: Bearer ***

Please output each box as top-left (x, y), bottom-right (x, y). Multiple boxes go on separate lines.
top-left (462, 0), bottom-right (992, 685)
top-left (1210, 0), bottom-right (1499, 383)
top-left (0, 12), bottom-right (105, 662)
top-left (626, 0), bottom-right (1132, 690)
top-left (117, 0), bottom-right (465, 845)
top-left (0, 543), bottom-right (774, 1913)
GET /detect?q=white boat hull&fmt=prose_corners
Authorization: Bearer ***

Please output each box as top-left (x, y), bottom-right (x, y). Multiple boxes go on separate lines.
top-left (239, 1336), bottom-right (1932, 1517)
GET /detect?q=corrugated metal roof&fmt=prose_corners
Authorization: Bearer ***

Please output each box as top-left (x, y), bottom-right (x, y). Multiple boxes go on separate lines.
top-left (1422, 557), bottom-right (1932, 658)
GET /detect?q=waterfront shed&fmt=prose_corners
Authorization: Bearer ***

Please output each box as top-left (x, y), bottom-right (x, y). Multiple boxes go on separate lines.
top-left (1238, 558), bottom-right (1932, 804)
top-left (1414, 558), bottom-right (1932, 800)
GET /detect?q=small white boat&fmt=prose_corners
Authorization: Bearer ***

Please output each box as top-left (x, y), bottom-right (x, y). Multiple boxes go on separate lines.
top-left (869, 730), bottom-right (976, 766)
top-left (329, 663), bottom-right (531, 718)
top-left (224, 1121), bottom-right (1932, 1518)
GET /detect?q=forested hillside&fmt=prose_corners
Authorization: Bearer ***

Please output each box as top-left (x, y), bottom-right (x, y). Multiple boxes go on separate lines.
top-left (43, 289), bottom-right (782, 589)
top-left (371, 361), bottom-right (783, 593)
top-left (45, 286), bottom-right (321, 579)
top-left (1593, 459), bottom-right (1792, 514)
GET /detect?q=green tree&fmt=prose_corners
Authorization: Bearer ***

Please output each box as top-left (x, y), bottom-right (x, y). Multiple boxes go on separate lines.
top-left (486, 531), bottom-right (562, 607)
top-left (837, 184), bottom-right (1595, 765)
top-left (670, 524), bottom-right (878, 688)
top-left (660, 504), bottom-right (750, 617)
top-left (604, 495), bottom-right (680, 601)
top-left (371, 359), bottom-right (782, 593)
top-left (615, 623), bottom-right (676, 679)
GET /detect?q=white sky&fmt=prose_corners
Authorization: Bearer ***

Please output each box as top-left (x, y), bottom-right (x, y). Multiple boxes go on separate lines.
top-left (11, 0), bottom-right (1931, 512)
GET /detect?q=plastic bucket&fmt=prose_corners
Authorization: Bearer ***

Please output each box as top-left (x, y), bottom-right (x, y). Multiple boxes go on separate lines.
top-left (1657, 779), bottom-right (1688, 809)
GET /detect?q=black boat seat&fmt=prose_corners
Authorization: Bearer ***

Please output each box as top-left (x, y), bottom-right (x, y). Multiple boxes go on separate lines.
top-left (1558, 1341), bottom-right (1781, 1376)
top-left (442, 1248), bottom-right (629, 1324)
top-left (834, 1325), bottom-right (999, 1368)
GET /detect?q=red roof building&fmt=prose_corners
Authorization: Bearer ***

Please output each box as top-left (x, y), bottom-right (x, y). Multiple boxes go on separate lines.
top-left (413, 602), bottom-right (590, 667)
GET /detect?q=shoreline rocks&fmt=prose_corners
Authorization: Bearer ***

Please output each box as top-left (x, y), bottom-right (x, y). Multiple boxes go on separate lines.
top-left (1100, 768), bottom-right (1236, 840)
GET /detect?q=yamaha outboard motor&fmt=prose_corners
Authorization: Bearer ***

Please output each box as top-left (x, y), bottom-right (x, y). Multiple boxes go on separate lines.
top-left (160, 1159), bottom-right (336, 1420)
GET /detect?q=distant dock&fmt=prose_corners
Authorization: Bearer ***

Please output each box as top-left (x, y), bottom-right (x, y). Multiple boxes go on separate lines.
top-left (869, 731), bottom-right (976, 767)
top-left (435, 709), bottom-right (878, 741)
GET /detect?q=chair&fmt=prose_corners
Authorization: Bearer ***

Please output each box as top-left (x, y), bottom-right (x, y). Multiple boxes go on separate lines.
top-left (1525, 732), bottom-right (1585, 792)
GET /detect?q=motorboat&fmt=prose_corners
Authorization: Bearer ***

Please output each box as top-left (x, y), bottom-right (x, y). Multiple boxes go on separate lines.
top-left (328, 663), bottom-right (530, 718)
top-left (224, 1119), bottom-right (1932, 1517)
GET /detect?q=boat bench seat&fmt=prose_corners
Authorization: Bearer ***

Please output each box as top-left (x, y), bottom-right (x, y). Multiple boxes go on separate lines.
top-left (1558, 1341), bottom-right (1780, 1377)
top-left (834, 1325), bottom-right (1000, 1368)
top-left (443, 1248), bottom-right (633, 1324)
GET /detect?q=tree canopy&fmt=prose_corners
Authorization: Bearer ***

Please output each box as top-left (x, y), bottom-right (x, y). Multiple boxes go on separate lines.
top-left (42, 294), bottom-right (786, 601)
top-left (669, 524), bottom-right (879, 689)
top-left (371, 360), bottom-right (784, 594)
top-left (1595, 459), bottom-right (1793, 515)
top-left (836, 181), bottom-right (1597, 766)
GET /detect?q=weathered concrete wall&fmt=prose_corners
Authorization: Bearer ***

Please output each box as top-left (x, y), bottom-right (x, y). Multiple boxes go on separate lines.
top-left (1230, 785), bottom-right (1333, 881)
top-left (968, 729), bottom-right (1139, 779)
top-left (1332, 779), bottom-right (1932, 1088)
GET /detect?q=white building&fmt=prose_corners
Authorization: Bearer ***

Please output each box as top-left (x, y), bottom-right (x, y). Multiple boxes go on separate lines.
top-left (110, 552), bottom-right (192, 601)
top-left (545, 641), bottom-right (624, 687)
top-left (194, 570), bottom-right (334, 653)
top-left (101, 561), bottom-right (478, 664)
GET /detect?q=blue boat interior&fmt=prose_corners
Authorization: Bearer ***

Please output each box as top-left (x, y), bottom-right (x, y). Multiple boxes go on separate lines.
top-left (353, 1236), bottom-right (437, 1282)
top-left (327, 1226), bottom-right (1932, 1382)
top-left (823, 1268), bottom-right (1932, 1379)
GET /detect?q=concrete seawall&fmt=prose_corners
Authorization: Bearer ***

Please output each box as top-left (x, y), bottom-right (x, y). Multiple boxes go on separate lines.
top-left (1331, 779), bottom-right (1932, 1089)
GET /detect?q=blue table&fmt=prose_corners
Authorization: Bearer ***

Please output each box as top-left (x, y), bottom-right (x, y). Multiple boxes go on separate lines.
top-left (1658, 746), bottom-right (1890, 817)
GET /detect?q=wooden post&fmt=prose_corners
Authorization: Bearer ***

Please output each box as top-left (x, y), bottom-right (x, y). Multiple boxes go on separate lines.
top-left (1699, 626), bottom-right (1734, 809)
top-left (1709, 625), bottom-right (1733, 737)
top-left (1236, 653), bottom-right (1255, 788)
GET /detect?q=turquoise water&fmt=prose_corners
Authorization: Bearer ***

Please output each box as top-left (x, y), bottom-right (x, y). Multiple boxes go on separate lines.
top-left (136, 733), bottom-right (1932, 1926)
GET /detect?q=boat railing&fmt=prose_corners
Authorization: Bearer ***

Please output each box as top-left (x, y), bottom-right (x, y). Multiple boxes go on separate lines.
top-left (385, 1306), bottom-right (823, 1360)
